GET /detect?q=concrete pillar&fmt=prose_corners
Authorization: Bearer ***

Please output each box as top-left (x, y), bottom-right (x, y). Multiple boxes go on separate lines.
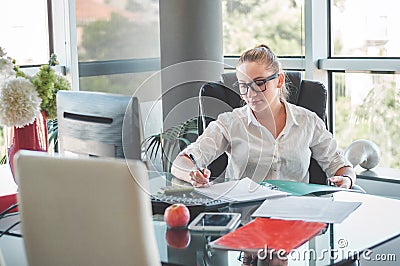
top-left (159, 0), bottom-right (224, 128)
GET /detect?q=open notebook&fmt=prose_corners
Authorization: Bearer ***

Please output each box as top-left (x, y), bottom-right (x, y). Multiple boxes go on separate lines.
top-left (195, 177), bottom-right (288, 203)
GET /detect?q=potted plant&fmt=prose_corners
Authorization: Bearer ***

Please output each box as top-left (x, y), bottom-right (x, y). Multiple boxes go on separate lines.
top-left (143, 117), bottom-right (198, 173)
top-left (0, 46), bottom-right (71, 174)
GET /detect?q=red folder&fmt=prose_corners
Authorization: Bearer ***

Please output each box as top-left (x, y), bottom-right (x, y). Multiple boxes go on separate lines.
top-left (0, 193), bottom-right (18, 214)
top-left (211, 218), bottom-right (326, 253)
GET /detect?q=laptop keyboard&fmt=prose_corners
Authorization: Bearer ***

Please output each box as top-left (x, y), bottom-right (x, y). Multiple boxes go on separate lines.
top-left (150, 193), bottom-right (229, 215)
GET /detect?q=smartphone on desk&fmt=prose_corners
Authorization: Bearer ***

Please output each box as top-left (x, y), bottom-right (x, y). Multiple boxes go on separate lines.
top-left (188, 212), bottom-right (241, 232)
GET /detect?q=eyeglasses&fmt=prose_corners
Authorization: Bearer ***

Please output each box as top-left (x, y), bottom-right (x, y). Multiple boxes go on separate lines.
top-left (233, 73), bottom-right (279, 95)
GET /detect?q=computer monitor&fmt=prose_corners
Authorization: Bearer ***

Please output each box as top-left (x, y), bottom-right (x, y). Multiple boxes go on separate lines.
top-left (57, 91), bottom-right (142, 160)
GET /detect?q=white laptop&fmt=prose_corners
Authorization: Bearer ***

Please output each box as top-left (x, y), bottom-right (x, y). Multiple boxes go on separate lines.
top-left (14, 150), bottom-right (160, 266)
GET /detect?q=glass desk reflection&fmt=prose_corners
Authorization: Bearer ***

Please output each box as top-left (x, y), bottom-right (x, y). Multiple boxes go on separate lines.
top-left (148, 171), bottom-right (231, 217)
top-left (148, 173), bottom-right (400, 266)
top-left (1, 173), bottom-right (400, 266)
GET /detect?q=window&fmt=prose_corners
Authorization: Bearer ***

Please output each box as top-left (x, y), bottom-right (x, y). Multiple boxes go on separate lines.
top-left (0, 0), bottom-right (50, 161)
top-left (331, 0), bottom-right (400, 57)
top-left (79, 71), bottom-right (160, 100)
top-left (0, 0), bottom-right (50, 65)
top-left (222, 0), bottom-right (304, 56)
top-left (333, 72), bottom-right (400, 168)
top-left (76, 0), bottom-right (160, 62)
top-left (330, 0), bottom-right (400, 169)
top-left (75, 0), bottom-right (160, 95)
top-left (1, 1), bottom-right (400, 172)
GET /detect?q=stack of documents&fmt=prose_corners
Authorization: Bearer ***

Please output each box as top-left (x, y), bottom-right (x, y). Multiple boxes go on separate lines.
top-left (251, 196), bottom-right (362, 223)
top-left (195, 177), bottom-right (288, 203)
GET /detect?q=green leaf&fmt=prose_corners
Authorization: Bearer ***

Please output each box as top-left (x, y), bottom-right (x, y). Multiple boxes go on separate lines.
top-left (0, 155), bottom-right (7, 165)
top-left (141, 117), bottom-right (199, 172)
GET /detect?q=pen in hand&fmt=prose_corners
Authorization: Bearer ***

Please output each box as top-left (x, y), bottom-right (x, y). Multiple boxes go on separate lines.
top-left (188, 154), bottom-right (205, 176)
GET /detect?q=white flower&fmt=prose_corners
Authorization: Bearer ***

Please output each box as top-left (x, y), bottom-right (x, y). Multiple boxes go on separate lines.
top-left (0, 57), bottom-right (16, 81)
top-left (0, 47), bottom-right (16, 84)
top-left (0, 77), bottom-right (42, 128)
top-left (0, 47), bottom-right (6, 57)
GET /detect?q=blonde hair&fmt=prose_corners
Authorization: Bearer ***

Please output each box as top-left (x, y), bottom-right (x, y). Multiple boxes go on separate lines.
top-left (237, 44), bottom-right (289, 101)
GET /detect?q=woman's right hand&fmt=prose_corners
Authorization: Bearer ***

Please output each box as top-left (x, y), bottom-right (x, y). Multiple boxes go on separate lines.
top-left (189, 168), bottom-right (212, 187)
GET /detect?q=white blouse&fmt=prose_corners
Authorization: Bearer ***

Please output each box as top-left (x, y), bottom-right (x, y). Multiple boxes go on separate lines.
top-left (180, 101), bottom-right (350, 183)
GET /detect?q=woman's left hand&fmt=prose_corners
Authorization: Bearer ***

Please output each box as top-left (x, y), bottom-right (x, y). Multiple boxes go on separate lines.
top-left (328, 176), bottom-right (352, 189)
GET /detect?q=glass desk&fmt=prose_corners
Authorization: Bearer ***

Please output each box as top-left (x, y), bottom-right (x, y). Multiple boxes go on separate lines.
top-left (1, 178), bottom-right (399, 266)
top-left (148, 171), bottom-right (232, 218)
top-left (148, 173), bottom-right (400, 266)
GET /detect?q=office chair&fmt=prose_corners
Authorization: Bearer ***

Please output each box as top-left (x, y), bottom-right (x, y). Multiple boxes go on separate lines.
top-left (199, 71), bottom-right (340, 186)
top-left (198, 81), bottom-right (242, 180)
top-left (14, 150), bottom-right (161, 266)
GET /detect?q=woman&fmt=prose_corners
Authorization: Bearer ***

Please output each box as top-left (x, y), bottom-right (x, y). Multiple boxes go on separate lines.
top-left (171, 44), bottom-right (355, 189)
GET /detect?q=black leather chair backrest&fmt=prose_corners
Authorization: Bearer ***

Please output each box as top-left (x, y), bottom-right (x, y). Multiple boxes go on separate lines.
top-left (198, 82), bottom-right (241, 179)
top-left (297, 79), bottom-right (328, 184)
top-left (297, 80), bottom-right (327, 121)
top-left (285, 74), bottom-right (328, 185)
top-left (199, 71), bottom-right (328, 184)
top-left (198, 82), bottom-right (242, 135)
top-left (285, 72), bottom-right (302, 104)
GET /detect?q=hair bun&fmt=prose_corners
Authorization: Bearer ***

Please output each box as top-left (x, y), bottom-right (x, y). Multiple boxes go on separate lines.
top-left (255, 44), bottom-right (271, 51)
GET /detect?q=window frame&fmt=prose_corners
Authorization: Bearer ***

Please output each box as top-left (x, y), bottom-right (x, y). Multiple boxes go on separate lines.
top-left (62, 0), bottom-right (400, 173)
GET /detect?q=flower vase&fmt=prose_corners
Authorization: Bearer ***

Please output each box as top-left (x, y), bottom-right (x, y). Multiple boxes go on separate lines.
top-left (6, 111), bottom-right (48, 181)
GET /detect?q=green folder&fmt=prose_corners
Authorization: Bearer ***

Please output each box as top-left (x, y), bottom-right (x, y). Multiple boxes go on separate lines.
top-left (259, 180), bottom-right (348, 196)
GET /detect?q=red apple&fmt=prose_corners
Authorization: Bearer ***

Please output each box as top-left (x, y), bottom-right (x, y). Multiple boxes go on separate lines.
top-left (165, 228), bottom-right (191, 249)
top-left (164, 203), bottom-right (190, 228)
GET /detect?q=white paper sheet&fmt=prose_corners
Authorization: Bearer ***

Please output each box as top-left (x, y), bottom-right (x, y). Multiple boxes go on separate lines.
top-left (251, 195), bottom-right (362, 223)
top-left (195, 177), bottom-right (288, 203)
